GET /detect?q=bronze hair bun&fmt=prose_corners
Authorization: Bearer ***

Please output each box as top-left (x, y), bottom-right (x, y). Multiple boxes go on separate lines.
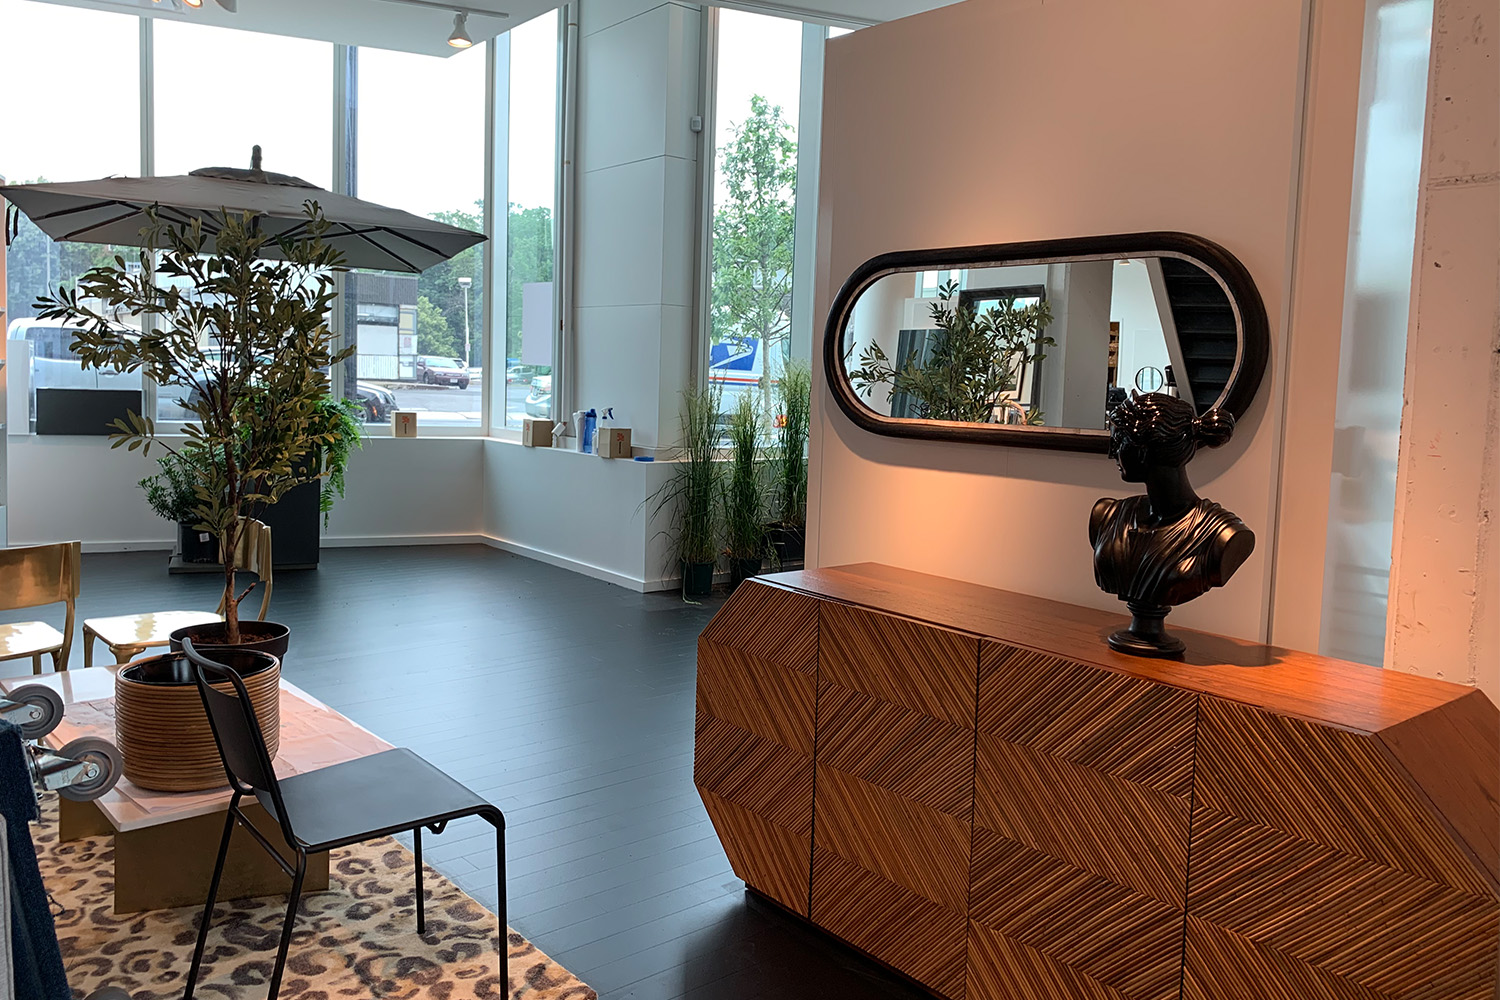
top-left (1194, 409), bottom-right (1236, 448)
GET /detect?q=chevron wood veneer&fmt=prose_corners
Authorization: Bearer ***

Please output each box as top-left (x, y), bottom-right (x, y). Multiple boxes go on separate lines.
top-left (693, 566), bottom-right (1500, 1000)
top-left (812, 603), bottom-right (980, 995)
top-left (694, 584), bottom-right (818, 915)
top-left (969, 643), bottom-right (1196, 1000)
top-left (1185, 696), bottom-right (1499, 999)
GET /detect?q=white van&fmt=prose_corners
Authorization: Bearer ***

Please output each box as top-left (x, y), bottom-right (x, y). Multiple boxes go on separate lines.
top-left (6, 317), bottom-right (143, 392)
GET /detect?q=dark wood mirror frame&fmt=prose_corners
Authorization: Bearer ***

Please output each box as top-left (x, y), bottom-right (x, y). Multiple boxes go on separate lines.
top-left (823, 231), bottom-right (1271, 453)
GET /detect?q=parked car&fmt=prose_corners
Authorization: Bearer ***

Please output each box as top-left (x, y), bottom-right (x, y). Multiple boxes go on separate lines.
top-left (525, 388), bottom-right (552, 418)
top-left (414, 355), bottom-right (470, 389)
top-left (507, 364), bottom-right (538, 384)
top-left (356, 381), bottom-right (396, 423)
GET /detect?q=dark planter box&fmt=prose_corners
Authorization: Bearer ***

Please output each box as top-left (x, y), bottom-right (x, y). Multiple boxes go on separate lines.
top-left (177, 522), bottom-right (218, 564)
top-left (681, 561), bottom-right (715, 598)
top-left (253, 479), bottom-right (321, 570)
top-left (168, 479), bottom-right (321, 575)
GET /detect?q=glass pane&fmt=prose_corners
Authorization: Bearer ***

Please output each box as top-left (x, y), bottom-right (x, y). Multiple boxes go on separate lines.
top-left (154, 22), bottom-right (333, 188)
top-left (1, 0), bottom-right (142, 430)
top-left (151, 21), bottom-right (334, 423)
top-left (501, 11), bottom-right (559, 431)
top-left (709, 8), bottom-right (803, 429)
top-left (354, 43), bottom-right (487, 429)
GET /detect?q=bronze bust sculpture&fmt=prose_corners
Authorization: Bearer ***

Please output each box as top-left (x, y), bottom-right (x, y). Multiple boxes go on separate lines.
top-left (1090, 392), bottom-right (1254, 656)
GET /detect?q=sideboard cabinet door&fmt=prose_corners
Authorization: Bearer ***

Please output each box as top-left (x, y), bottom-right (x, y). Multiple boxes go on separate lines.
top-left (968, 642), bottom-right (1198, 1000)
top-left (694, 582), bottom-right (820, 915)
top-left (811, 602), bottom-right (980, 999)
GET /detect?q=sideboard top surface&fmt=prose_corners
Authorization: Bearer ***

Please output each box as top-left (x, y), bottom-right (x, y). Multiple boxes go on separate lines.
top-left (758, 563), bottom-right (1491, 736)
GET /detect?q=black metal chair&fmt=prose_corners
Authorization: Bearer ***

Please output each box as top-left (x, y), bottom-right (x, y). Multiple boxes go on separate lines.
top-left (180, 638), bottom-right (507, 1000)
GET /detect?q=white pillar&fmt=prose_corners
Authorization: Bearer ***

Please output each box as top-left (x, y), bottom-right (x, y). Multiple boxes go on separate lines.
top-left (573, 0), bottom-right (703, 451)
top-left (1386, 0), bottom-right (1499, 703)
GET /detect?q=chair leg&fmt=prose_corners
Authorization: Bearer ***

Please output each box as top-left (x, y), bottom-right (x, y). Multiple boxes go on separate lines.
top-left (49, 649), bottom-right (62, 672)
top-left (266, 850), bottom-right (307, 1000)
top-left (84, 629), bottom-right (95, 669)
top-left (494, 820), bottom-right (508, 995)
top-left (414, 825), bottom-right (425, 935)
top-left (185, 807), bottom-right (237, 999)
top-left (31, 653), bottom-right (42, 676)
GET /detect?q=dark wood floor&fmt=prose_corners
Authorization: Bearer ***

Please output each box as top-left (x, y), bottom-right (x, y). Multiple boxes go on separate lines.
top-left (2, 546), bottom-right (929, 1000)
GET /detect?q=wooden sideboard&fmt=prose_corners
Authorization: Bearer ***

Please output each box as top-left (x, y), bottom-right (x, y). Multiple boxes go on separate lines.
top-left (693, 563), bottom-right (1499, 1000)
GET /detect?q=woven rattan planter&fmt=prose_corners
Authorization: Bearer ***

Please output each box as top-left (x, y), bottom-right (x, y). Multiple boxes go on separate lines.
top-left (115, 649), bottom-right (281, 792)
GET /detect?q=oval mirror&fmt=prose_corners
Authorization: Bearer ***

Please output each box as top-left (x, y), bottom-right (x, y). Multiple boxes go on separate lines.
top-left (824, 233), bottom-right (1269, 452)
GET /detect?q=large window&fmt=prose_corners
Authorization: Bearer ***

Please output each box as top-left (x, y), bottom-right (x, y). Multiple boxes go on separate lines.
top-left (151, 22), bottom-right (334, 423)
top-left (354, 42), bottom-right (488, 429)
top-left (707, 10), bottom-right (805, 417)
top-left (1, 0), bottom-right (141, 430)
top-left (154, 23), bottom-right (332, 188)
top-left (497, 11), bottom-right (560, 430)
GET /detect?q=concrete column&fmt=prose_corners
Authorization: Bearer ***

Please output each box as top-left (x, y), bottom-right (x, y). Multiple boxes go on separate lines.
top-left (1386, 0), bottom-right (1499, 702)
top-left (573, 0), bottom-right (702, 451)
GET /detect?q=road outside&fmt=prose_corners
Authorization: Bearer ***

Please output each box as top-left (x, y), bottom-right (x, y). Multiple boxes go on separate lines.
top-left (157, 373), bottom-right (538, 429)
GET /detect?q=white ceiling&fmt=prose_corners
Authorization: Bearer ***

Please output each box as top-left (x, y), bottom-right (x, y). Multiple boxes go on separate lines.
top-left (32, 0), bottom-right (537, 56)
top-left (31, 0), bottom-right (964, 56)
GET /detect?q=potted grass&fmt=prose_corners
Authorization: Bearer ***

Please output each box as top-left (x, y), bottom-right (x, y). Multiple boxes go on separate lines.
top-left (767, 360), bottom-right (810, 566)
top-left (38, 204), bottom-right (352, 656)
top-left (724, 392), bottom-right (768, 589)
top-left (648, 383), bottom-right (721, 598)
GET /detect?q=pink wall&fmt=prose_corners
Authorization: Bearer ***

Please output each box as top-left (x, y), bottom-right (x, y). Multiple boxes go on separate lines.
top-left (809, 0), bottom-right (1324, 642)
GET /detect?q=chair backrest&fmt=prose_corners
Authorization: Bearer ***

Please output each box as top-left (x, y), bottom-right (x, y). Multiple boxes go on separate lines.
top-left (216, 518), bottom-right (273, 621)
top-left (0, 541), bottom-right (80, 668)
top-left (183, 638), bottom-right (297, 847)
top-left (0, 541), bottom-right (80, 612)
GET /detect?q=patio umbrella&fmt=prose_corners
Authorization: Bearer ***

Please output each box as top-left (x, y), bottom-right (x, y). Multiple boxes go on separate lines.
top-left (1, 146), bottom-right (484, 273)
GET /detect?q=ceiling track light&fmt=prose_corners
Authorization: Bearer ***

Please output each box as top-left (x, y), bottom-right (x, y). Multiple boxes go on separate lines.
top-left (448, 11), bottom-right (473, 47)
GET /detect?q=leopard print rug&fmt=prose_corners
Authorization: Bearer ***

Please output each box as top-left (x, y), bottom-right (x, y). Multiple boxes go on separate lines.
top-left (31, 796), bottom-right (596, 1000)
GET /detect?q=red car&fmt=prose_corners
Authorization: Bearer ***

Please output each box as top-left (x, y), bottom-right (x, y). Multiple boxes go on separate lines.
top-left (415, 355), bottom-right (470, 390)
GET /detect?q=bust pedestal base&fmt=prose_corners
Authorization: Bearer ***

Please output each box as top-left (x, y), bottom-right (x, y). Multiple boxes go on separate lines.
top-left (1107, 601), bottom-right (1185, 657)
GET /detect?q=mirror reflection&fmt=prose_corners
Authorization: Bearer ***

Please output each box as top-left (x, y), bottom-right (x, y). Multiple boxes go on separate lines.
top-left (840, 255), bottom-right (1236, 432)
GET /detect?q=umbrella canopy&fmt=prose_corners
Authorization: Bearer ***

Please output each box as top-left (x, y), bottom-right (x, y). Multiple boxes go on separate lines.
top-left (0, 150), bottom-right (485, 273)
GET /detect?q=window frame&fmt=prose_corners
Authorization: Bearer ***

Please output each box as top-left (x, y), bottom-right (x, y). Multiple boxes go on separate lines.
top-left (5, 6), bottom-right (568, 442)
top-left (696, 9), bottom-right (832, 392)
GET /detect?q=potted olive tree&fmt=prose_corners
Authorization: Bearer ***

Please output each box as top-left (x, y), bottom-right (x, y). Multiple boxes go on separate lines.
top-left (849, 280), bottom-right (1055, 424)
top-left (39, 205), bottom-right (352, 652)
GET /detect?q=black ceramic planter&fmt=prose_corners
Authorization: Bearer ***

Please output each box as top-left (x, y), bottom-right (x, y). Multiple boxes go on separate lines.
top-left (729, 556), bottom-right (763, 590)
top-left (169, 620), bottom-right (291, 662)
top-left (681, 561), bottom-right (715, 598)
top-left (177, 522), bottom-right (218, 564)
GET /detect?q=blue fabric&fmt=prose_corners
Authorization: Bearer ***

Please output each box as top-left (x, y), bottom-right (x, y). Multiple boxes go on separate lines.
top-left (0, 720), bottom-right (70, 1000)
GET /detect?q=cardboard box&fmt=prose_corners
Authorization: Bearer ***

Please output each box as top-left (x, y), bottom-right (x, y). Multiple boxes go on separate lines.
top-left (595, 426), bottom-right (632, 459)
top-left (522, 418), bottom-right (555, 447)
top-left (393, 411), bottom-right (418, 438)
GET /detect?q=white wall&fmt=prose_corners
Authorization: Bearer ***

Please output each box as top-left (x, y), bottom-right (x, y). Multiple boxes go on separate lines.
top-left (7, 433), bottom-right (486, 550)
top-left (1386, 0), bottom-right (1499, 703)
top-left (810, 0), bottom-right (1314, 643)
top-left (320, 437), bottom-right (485, 544)
top-left (482, 438), bottom-right (677, 590)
